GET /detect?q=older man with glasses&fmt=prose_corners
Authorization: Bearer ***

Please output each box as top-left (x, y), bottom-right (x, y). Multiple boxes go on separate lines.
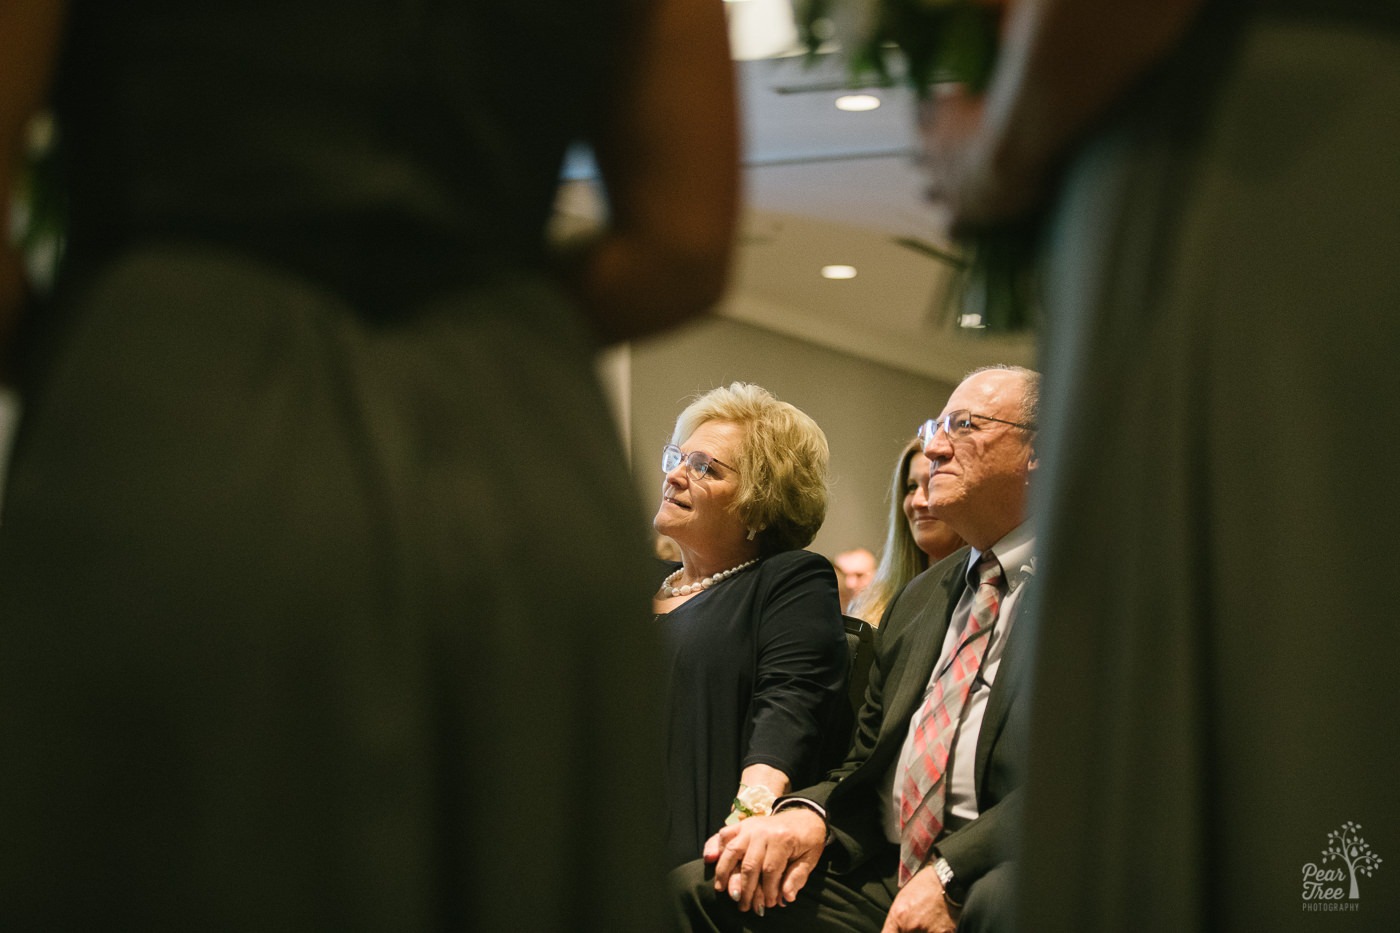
top-left (673, 364), bottom-right (1039, 933)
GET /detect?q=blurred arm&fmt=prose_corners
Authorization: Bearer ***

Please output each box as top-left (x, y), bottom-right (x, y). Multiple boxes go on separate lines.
top-left (564, 0), bottom-right (740, 343)
top-left (930, 0), bottom-right (1207, 230)
top-left (0, 0), bottom-right (66, 385)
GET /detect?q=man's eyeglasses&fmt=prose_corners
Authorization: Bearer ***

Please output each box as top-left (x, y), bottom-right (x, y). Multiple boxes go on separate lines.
top-left (917, 410), bottom-right (1036, 447)
top-left (662, 444), bottom-right (738, 478)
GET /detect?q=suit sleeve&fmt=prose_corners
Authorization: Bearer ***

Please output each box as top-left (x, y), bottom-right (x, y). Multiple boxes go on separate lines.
top-left (937, 788), bottom-right (1022, 886)
top-left (785, 576), bottom-right (923, 872)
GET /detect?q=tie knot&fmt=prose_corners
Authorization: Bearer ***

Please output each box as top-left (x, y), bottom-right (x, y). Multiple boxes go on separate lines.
top-left (974, 552), bottom-right (1003, 588)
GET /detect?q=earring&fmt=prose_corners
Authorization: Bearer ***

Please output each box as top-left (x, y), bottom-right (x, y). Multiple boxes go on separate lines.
top-left (746, 528), bottom-right (757, 541)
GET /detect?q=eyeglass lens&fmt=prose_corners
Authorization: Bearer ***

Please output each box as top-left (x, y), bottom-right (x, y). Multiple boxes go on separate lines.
top-left (918, 411), bottom-right (975, 446)
top-left (662, 445), bottom-right (712, 477)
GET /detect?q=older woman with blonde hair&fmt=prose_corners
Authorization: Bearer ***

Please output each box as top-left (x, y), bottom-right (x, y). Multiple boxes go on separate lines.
top-left (849, 437), bottom-right (966, 626)
top-left (652, 382), bottom-right (848, 867)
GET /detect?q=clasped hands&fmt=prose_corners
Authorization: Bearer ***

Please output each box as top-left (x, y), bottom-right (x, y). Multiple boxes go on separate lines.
top-left (702, 808), bottom-right (961, 932)
top-left (704, 806), bottom-right (825, 916)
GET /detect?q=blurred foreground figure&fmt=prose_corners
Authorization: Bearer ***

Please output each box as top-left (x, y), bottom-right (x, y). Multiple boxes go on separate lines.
top-left (0, 0), bottom-right (738, 928)
top-left (920, 0), bottom-right (1400, 929)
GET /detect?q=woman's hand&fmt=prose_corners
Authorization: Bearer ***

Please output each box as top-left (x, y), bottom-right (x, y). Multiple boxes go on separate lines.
top-left (918, 0), bottom-right (1210, 237)
top-left (917, 85), bottom-right (1047, 237)
top-left (725, 764), bottom-right (789, 827)
top-left (736, 763), bottom-right (790, 802)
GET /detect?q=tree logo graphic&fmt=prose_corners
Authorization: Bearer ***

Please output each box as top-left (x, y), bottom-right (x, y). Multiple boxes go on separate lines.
top-left (1302, 821), bottom-right (1383, 909)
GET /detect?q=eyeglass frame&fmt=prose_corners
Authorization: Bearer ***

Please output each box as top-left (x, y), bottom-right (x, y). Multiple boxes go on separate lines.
top-left (661, 443), bottom-right (739, 478)
top-left (917, 410), bottom-right (1037, 447)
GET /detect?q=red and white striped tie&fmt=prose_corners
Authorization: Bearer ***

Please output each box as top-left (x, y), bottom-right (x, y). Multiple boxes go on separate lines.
top-left (897, 551), bottom-right (1003, 885)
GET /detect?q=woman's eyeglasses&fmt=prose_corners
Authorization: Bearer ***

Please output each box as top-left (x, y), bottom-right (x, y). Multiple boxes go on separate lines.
top-left (661, 444), bottom-right (738, 478)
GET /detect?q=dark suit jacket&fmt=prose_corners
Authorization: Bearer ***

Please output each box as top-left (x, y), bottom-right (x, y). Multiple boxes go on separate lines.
top-left (794, 545), bottom-right (1034, 889)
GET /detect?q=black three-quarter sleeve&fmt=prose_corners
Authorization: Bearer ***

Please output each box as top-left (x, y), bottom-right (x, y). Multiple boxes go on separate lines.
top-left (740, 551), bottom-right (849, 786)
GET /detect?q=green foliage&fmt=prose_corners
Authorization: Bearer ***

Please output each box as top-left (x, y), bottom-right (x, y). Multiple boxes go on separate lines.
top-left (11, 113), bottom-right (66, 291)
top-left (793, 0), bottom-right (1000, 94)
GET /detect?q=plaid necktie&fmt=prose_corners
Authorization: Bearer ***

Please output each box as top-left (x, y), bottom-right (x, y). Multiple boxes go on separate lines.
top-left (897, 551), bottom-right (1004, 885)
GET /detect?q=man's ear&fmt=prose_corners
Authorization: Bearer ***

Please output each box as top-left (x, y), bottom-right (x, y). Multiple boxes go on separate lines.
top-left (1026, 449), bottom-right (1039, 474)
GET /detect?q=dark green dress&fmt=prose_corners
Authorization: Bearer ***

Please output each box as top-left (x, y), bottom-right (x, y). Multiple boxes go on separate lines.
top-left (0, 2), bottom-right (665, 929)
top-left (1023, 2), bottom-right (1400, 929)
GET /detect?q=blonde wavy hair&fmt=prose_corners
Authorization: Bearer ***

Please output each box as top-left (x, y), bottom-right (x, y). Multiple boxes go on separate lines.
top-left (671, 382), bottom-right (829, 555)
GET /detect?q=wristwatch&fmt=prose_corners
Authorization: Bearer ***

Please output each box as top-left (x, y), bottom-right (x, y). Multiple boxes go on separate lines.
top-left (931, 856), bottom-right (966, 907)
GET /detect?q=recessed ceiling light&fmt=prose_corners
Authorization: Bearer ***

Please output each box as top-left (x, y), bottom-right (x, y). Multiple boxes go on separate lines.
top-left (835, 94), bottom-right (881, 112)
top-left (821, 265), bottom-right (858, 280)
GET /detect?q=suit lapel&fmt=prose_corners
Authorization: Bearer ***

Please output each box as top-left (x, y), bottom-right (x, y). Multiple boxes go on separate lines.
top-left (973, 573), bottom-right (1035, 791)
top-left (878, 560), bottom-right (968, 746)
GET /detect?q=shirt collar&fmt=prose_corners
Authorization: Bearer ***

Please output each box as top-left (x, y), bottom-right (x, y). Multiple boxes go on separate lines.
top-left (965, 520), bottom-right (1037, 592)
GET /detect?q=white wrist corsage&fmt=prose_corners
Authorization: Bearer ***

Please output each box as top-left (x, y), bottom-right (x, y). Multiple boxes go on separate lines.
top-left (725, 783), bottom-right (777, 825)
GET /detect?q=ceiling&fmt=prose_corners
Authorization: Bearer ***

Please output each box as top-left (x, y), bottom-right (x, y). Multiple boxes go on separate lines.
top-left (560, 1), bottom-right (1036, 384)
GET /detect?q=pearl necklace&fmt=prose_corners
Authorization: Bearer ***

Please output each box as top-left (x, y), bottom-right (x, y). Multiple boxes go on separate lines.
top-left (658, 558), bottom-right (759, 598)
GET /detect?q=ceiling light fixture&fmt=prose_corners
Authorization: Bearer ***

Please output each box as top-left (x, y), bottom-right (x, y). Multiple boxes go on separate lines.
top-left (835, 94), bottom-right (881, 112)
top-left (821, 265), bottom-right (858, 280)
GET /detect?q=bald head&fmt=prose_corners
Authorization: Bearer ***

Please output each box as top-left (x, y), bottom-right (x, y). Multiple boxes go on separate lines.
top-left (920, 367), bottom-right (1039, 551)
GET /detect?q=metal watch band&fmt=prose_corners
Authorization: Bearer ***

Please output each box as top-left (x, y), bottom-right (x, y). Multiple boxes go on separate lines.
top-left (932, 856), bottom-right (966, 907)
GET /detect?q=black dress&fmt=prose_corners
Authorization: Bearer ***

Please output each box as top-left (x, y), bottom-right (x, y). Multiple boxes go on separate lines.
top-left (0, 2), bottom-right (665, 930)
top-left (1023, 1), bottom-right (1400, 928)
top-left (658, 549), bottom-right (850, 867)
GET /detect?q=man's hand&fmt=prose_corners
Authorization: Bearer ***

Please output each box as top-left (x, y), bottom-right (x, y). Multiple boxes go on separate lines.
top-left (704, 806), bottom-right (827, 914)
top-left (879, 864), bottom-right (960, 933)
